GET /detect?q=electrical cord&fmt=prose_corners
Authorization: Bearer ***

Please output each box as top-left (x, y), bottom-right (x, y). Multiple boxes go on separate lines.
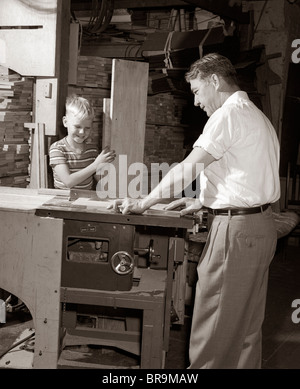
top-left (84, 0), bottom-right (115, 36)
top-left (0, 331), bottom-right (35, 360)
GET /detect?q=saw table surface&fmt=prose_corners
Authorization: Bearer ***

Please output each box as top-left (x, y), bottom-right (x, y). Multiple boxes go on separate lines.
top-left (34, 188), bottom-right (194, 229)
top-left (0, 187), bottom-right (193, 229)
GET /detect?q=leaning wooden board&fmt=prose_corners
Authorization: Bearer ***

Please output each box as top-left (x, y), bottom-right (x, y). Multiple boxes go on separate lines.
top-left (102, 59), bottom-right (149, 198)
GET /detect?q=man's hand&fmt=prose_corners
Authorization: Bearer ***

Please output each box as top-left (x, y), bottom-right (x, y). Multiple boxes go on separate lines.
top-left (165, 197), bottom-right (202, 216)
top-left (108, 197), bottom-right (146, 214)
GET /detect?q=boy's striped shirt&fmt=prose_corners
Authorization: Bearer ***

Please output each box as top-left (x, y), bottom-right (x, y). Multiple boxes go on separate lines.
top-left (49, 137), bottom-right (98, 189)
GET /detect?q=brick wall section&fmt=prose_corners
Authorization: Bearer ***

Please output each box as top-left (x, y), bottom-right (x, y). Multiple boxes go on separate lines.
top-left (143, 123), bottom-right (186, 194)
top-left (144, 124), bottom-right (186, 168)
top-left (146, 93), bottom-right (188, 127)
top-left (145, 93), bottom-right (188, 174)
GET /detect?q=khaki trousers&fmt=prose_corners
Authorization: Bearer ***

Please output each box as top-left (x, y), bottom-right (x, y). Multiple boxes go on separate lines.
top-left (189, 207), bottom-right (277, 369)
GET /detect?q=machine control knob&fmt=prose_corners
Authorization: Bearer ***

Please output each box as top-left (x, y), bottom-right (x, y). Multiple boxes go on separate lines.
top-left (134, 239), bottom-right (161, 265)
top-left (110, 251), bottom-right (134, 275)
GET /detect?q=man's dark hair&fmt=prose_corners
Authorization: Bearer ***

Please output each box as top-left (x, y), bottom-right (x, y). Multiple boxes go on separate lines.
top-left (185, 53), bottom-right (238, 85)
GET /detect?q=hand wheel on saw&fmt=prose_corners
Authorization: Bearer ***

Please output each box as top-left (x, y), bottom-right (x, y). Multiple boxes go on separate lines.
top-left (110, 251), bottom-right (134, 275)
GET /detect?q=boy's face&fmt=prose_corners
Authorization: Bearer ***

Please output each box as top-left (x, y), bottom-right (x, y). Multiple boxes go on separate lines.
top-left (63, 112), bottom-right (93, 144)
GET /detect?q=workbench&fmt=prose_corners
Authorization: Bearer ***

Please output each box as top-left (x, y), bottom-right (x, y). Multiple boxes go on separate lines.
top-left (0, 186), bottom-right (194, 369)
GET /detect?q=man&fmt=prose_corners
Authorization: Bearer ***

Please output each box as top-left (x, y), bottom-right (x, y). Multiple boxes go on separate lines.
top-left (112, 53), bottom-right (280, 368)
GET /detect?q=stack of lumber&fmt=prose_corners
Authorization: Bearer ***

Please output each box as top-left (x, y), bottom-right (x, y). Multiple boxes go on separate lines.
top-left (148, 68), bottom-right (189, 95)
top-left (75, 56), bottom-right (112, 89)
top-left (0, 65), bottom-right (33, 187)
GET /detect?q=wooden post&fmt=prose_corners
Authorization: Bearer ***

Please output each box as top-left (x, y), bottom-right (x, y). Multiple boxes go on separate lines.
top-left (27, 123), bottom-right (47, 189)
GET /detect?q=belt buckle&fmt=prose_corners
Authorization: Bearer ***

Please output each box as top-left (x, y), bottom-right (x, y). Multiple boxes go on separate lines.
top-left (260, 204), bottom-right (268, 213)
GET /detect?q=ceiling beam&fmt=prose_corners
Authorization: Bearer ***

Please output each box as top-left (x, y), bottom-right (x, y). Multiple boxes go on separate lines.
top-left (71, 0), bottom-right (250, 23)
top-left (71, 0), bottom-right (188, 10)
top-left (114, 0), bottom-right (187, 7)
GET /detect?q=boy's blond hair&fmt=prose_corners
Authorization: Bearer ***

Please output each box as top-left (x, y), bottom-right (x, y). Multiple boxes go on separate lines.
top-left (65, 94), bottom-right (95, 121)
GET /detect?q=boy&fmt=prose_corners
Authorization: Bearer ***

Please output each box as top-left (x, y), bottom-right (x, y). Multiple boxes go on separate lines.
top-left (49, 94), bottom-right (115, 190)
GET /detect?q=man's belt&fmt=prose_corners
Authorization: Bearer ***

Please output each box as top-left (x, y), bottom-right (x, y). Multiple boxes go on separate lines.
top-left (207, 203), bottom-right (270, 216)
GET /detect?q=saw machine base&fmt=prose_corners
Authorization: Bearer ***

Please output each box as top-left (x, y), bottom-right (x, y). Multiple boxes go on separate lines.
top-left (35, 189), bottom-right (193, 368)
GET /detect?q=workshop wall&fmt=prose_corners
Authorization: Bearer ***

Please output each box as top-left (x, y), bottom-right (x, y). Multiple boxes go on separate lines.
top-left (68, 6), bottom-right (236, 185)
top-left (251, 0), bottom-right (297, 141)
top-left (249, 0), bottom-right (300, 181)
top-left (1, 1), bottom-right (299, 190)
top-left (68, 1), bottom-right (297, 178)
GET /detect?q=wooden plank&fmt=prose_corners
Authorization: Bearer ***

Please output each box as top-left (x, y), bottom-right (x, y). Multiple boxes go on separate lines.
top-left (110, 59), bottom-right (148, 168)
top-left (56, 0), bottom-right (71, 139)
top-left (0, 212), bottom-right (37, 308)
top-left (35, 78), bottom-right (58, 136)
top-left (102, 98), bottom-right (112, 148)
top-left (29, 123), bottom-right (47, 189)
top-left (57, 357), bottom-right (138, 369)
top-left (0, 210), bottom-right (63, 368)
top-left (31, 216), bottom-right (63, 368)
top-left (63, 332), bottom-right (141, 355)
top-left (28, 123), bottom-right (38, 189)
top-left (0, 187), bottom-right (57, 213)
top-left (172, 241), bottom-right (188, 325)
top-left (68, 22), bottom-right (79, 85)
top-left (38, 123), bottom-right (46, 188)
top-left (103, 59), bottom-right (149, 198)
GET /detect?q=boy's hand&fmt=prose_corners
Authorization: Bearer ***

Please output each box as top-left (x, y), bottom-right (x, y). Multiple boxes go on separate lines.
top-left (94, 146), bottom-right (116, 171)
top-left (99, 146), bottom-right (116, 162)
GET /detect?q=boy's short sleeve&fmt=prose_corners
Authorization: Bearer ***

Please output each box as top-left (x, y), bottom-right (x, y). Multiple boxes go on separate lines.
top-left (49, 142), bottom-right (67, 167)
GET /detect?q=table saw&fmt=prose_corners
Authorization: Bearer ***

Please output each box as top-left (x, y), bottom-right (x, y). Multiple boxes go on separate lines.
top-left (0, 186), bottom-right (199, 369)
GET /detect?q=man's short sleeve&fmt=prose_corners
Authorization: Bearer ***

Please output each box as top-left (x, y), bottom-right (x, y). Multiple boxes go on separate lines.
top-left (193, 108), bottom-right (239, 160)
